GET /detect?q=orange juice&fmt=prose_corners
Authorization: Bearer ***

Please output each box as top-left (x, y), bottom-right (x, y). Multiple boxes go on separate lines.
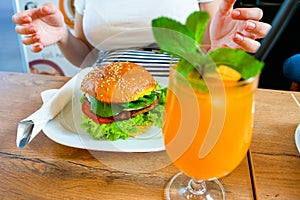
top-left (163, 68), bottom-right (259, 180)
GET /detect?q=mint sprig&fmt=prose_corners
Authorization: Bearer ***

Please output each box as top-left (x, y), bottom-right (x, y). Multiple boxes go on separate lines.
top-left (152, 11), bottom-right (209, 59)
top-left (151, 11), bottom-right (264, 80)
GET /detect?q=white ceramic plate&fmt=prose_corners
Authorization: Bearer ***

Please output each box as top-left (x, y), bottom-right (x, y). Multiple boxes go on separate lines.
top-left (43, 76), bottom-right (168, 152)
top-left (295, 124), bottom-right (300, 153)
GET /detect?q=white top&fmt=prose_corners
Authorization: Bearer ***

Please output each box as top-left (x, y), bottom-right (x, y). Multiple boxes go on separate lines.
top-left (74, 0), bottom-right (214, 51)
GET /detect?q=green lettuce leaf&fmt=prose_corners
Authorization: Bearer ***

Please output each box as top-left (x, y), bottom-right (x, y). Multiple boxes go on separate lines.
top-left (80, 100), bottom-right (166, 141)
top-left (89, 91), bottom-right (158, 117)
top-left (90, 96), bottom-right (123, 117)
top-left (124, 91), bottom-right (157, 109)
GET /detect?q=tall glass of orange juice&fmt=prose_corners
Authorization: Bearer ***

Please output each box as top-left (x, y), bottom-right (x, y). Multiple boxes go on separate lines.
top-left (163, 65), bottom-right (260, 199)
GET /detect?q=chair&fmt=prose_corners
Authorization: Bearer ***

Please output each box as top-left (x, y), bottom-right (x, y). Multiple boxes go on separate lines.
top-left (283, 54), bottom-right (300, 91)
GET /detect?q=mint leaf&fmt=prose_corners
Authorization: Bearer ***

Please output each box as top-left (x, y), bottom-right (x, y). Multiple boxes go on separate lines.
top-left (151, 11), bottom-right (210, 59)
top-left (185, 11), bottom-right (210, 44)
top-left (152, 17), bottom-right (197, 58)
top-left (208, 48), bottom-right (264, 79)
top-left (152, 11), bottom-right (211, 78)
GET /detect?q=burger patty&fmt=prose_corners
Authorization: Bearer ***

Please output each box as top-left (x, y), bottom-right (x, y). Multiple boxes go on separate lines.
top-left (84, 98), bottom-right (159, 123)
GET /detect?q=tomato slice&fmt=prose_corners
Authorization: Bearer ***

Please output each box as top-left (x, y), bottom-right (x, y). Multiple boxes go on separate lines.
top-left (82, 100), bottom-right (114, 124)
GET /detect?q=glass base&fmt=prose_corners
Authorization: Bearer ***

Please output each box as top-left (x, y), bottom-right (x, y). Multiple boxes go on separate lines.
top-left (165, 172), bottom-right (225, 200)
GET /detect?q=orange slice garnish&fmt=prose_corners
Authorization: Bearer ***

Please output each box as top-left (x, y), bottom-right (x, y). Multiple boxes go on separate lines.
top-left (217, 65), bottom-right (241, 81)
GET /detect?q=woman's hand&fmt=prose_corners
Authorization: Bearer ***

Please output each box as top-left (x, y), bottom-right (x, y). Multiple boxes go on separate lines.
top-left (12, 3), bottom-right (67, 53)
top-left (210, 0), bottom-right (271, 53)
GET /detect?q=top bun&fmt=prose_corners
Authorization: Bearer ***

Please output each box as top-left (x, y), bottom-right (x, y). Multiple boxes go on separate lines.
top-left (81, 62), bottom-right (157, 103)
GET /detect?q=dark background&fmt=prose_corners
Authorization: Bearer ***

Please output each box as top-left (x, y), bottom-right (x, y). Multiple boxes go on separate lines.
top-left (236, 0), bottom-right (300, 90)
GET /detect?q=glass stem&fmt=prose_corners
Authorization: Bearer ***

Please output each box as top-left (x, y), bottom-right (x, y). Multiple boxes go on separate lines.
top-left (187, 178), bottom-right (207, 195)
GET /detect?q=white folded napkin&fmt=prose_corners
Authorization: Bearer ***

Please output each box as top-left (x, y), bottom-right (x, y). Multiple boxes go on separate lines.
top-left (16, 68), bottom-right (91, 148)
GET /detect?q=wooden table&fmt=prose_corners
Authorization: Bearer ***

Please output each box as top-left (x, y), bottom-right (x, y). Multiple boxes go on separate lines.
top-left (0, 72), bottom-right (299, 200)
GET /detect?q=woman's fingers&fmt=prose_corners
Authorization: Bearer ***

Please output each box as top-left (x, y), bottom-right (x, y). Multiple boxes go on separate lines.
top-left (244, 21), bottom-right (271, 39)
top-left (231, 7), bottom-right (263, 21)
top-left (15, 24), bottom-right (37, 35)
top-left (219, 0), bottom-right (237, 15)
top-left (22, 34), bottom-right (41, 45)
top-left (12, 3), bottom-right (55, 23)
top-left (20, 34), bottom-right (44, 53)
top-left (232, 7), bottom-right (271, 39)
top-left (12, 12), bottom-right (32, 25)
top-left (240, 20), bottom-right (272, 39)
top-left (12, 3), bottom-right (56, 26)
top-left (230, 7), bottom-right (271, 52)
top-left (30, 43), bottom-right (44, 53)
top-left (40, 3), bottom-right (57, 16)
top-left (232, 32), bottom-right (261, 53)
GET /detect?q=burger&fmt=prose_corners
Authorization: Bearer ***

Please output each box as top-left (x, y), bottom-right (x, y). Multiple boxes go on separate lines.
top-left (80, 62), bottom-right (166, 141)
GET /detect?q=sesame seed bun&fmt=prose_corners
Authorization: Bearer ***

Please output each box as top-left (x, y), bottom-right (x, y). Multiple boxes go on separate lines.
top-left (80, 62), bottom-right (157, 103)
